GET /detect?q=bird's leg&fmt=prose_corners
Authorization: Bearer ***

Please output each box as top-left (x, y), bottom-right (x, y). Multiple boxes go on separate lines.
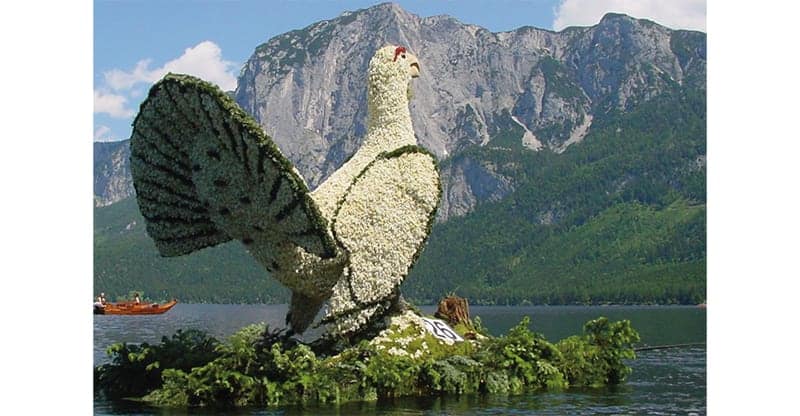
top-left (286, 291), bottom-right (328, 334)
top-left (255, 325), bottom-right (300, 351)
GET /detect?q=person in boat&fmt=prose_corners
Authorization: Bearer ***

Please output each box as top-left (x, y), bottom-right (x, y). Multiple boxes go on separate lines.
top-left (94, 292), bottom-right (106, 311)
top-left (133, 292), bottom-right (141, 304)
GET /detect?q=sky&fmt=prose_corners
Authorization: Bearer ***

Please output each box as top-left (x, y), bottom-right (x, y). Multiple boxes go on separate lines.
top-left (94, 0), bottom-right (707, 143)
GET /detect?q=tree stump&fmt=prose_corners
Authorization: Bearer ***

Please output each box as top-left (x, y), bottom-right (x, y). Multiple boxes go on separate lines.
top-left (435, 295), bottom-right (471, 327)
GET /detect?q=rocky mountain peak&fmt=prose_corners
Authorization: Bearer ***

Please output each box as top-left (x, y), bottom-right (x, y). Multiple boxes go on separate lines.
top-left (94, 140), bottom-right (134, 207)
top-left (362, 1), bottom-right (409, 17)
top-left (598, 12), bottom-right (636, 24)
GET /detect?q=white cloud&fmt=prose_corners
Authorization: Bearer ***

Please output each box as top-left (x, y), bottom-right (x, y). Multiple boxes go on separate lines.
top-left (94, 40), bottom-right (238, 138)
top-left (92, 41), bottom-right (238, 144)
top-left (103, 41), bottom-right (238, 92)
top-left (104, 59), bottom-right (154, 92)
top-left (552, 0), bottom-right (706, 32)
top-left (93, 90), bottom-right (135, 118)
top-left (94, 125), bottom-right (116, 142)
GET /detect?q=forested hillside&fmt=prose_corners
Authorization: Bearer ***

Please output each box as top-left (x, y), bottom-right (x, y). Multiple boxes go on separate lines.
top-left (94, 198), bottom-right (290, 303)
top-left (403, 86), bottom-right (706, 305)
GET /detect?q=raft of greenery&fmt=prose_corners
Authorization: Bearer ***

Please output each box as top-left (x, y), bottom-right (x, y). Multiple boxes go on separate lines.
top-left (95, 315), bottom-right (639, 408)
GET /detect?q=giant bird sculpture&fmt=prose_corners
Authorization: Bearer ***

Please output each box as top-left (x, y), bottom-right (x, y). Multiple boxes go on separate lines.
top-left (129, 45), bottom-right (441, 337)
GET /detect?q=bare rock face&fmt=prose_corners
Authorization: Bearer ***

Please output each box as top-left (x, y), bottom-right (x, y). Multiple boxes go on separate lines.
top-left (94, 140), bottom-right (134, 207)
top-left (437, 156), bottom-right (513, 222)
top-left (234, 3), bottom-right (705, 219)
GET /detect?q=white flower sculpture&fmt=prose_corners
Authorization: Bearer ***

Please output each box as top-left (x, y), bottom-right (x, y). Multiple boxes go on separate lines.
top-left (129, 45), bottom-right (440, 337)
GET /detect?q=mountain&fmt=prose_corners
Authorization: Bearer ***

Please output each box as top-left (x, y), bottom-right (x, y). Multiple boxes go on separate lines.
top-left (93, 3), bottom-right (705, 304)
top-left (94, 140), bottom-right (134, 207)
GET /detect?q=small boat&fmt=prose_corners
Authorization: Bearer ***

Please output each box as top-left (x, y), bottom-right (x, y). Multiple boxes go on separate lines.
top-left (94, 299), bottom-right (178, 315)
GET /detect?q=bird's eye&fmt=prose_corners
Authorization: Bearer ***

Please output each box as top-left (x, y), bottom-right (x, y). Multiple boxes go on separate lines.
top-left (401, 54), bottom-right (406, 59)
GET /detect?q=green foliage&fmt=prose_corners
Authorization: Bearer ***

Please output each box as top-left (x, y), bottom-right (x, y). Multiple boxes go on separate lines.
top-left (418, 355), bottom-right (482, 394)
top-left (363, 351), bottom-right (420, 397)
top-left (153, 326), bottom-right (325, 406)
top-left (470, 315), bottom-right (491, 337)
top-left (556, 317), bottom-right (640, 386)
top-left (476, 317), bottom-right (567, 391)
top-left (142, 324), bottom-right (351, 407)
top-left (94, 329), bottom-right (220, 399)
top-left (95, 316), bottom-right (640, 408)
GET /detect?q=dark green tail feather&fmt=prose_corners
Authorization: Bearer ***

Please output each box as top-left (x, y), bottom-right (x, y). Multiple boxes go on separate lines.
top-left (130, 73), bottom-right (338, 259)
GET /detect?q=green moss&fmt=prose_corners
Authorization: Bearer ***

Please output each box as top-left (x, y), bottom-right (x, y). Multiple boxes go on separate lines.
top-left (95, 315), bottom-right (640, 408)
top-left (370, 315), bottom-right (475, 361)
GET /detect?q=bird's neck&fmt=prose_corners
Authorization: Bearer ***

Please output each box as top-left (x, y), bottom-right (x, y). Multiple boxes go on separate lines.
top-left (365, 82), bottom-right (415, 151)
top-left (368, 93), bottom-right (411, 129)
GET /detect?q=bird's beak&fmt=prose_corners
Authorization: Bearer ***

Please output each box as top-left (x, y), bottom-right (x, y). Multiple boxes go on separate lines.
top-left (407, 53), bottom-right (420, 78)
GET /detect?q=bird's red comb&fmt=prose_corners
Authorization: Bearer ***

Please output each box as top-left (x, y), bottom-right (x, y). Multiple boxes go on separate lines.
top-left (393, 46), bottom-right (407, 62)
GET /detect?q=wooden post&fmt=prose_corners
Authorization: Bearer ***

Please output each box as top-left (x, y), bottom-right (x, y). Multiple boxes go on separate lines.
top-left (435, 295), bottom-right (471, 327)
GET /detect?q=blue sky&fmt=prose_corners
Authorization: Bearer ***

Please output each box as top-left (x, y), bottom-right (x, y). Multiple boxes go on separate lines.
top-left (94, 0), bottom-right (706, 143)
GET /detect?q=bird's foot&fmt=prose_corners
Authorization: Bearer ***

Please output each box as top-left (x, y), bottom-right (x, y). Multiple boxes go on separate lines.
top-left (255, 325), bottom-right (302, 351)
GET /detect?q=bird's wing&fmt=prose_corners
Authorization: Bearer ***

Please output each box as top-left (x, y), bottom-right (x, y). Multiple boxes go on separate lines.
top-left (130, 73), bottom-right (338, 260)
top-left (325, 146), bottom-right (441, 332)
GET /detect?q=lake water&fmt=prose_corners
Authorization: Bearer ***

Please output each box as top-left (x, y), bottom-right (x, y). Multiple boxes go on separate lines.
top-left (94, 304), bottom-right (706, 415)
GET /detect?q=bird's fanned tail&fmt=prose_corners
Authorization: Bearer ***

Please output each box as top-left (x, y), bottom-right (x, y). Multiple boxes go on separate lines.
top-left (130, 73), bottom-right (339, 260)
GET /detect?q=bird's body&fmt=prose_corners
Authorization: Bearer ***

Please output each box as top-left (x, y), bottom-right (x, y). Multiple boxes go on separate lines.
top-left (130, 45), bottom-right (439, 336)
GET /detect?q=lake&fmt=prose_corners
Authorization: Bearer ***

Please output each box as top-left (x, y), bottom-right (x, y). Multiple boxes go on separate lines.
top-left (94, 304), bottom-right (706, 415)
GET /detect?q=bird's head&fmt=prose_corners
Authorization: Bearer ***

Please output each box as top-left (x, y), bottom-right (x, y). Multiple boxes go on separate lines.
top-left (368, 45), bottom-right (420, 102)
